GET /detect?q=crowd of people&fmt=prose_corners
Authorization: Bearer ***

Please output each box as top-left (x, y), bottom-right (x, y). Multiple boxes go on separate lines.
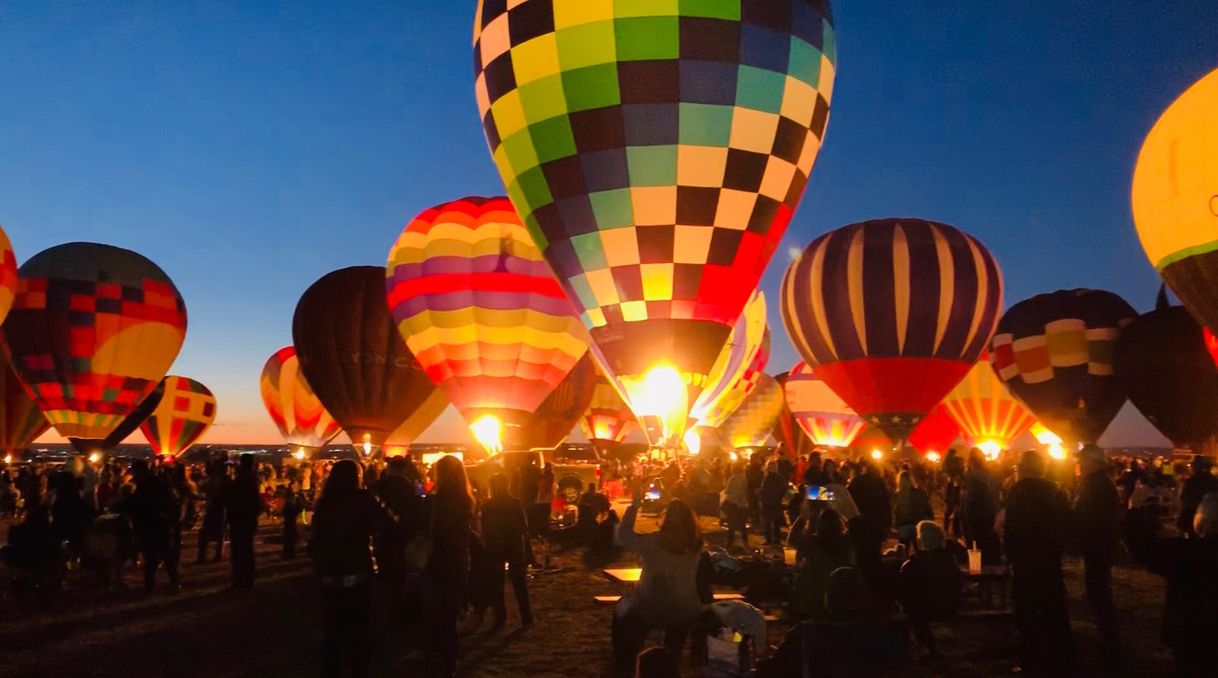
top-left (1, 443), bottom-right (1216, 677)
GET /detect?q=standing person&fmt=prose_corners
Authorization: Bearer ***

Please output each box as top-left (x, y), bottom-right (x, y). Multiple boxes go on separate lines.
top-left (720, 461), bottom-right (751, 547)
top-left (758, 461), bottom-right (788, 545)
top-left (166, 464), bottom-right (195, 580)
top-left (941, 448), bottom-right (964, 538)
top-left (480, 473), bottom-right (533, 630)
top-left (893, 471), bottom-right (934, 550)
top-left (281, 478), bottom-right (303, 560)
top-left (225, 454), bottom-right (261, 590)
top-left (121, 460), bottom-right (179, 593)
top-left (1003, 450), bottom-right (1072, 670)
top-left (746, 457), bottom-right (763, 527)
top-left (1176, 455), bottom-right (1218, 537)
top-left (421, 455), bottom-right (475, 678)
top-left (961, 449), bottom-right (1000, 565)
top-left (373, 457), bottom-right (422, 616)
top-left (196, 459), bottom-right (227, 563)
top-left (846, 459), bottom-right (891, 574)
top-left (310, 460), bottom-right (389, 678)
top-left (612, 492), bottom-right (705, 674)
top-left (1124, 490), bottom-right (1218, 676)
top-left (1072, 445), bottom-right (1121, 658)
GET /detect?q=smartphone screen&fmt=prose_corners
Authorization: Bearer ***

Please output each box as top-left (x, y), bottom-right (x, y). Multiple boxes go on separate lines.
top-left (806, 485), bottom-right (835, 501)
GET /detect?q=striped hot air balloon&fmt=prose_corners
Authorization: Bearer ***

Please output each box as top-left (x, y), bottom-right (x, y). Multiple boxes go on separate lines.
top-left (720, 372), bottom-right (784, 450)
top-left (139, 376), bottom-right (217, 457)
top-left (580, 367), bottom-right (637, 444)
top-left (991, 289), bottom-right (1135, 446)
top-left (473, 0), bottom-right (838, 446)
top-left (781, 219), bottom-right (1004, 441)
top-left (1132, 69), bottom-right (1218, 334)
top-left (690, 291), bottom-right (768, 427)
top-left (942, 354), bottom-right (1035, 454)
top-left (783, 361), bottom-right (865, 449)
top-left (4, 243), bottom-right (187, 451)
top-left (386, 197), bottom-right (588, 453)
top-left (260, 347), bottom-right (343, 453)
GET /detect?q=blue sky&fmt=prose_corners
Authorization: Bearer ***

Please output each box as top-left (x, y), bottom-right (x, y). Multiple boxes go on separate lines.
top-left (2, 1), bottom-right (1215, 446)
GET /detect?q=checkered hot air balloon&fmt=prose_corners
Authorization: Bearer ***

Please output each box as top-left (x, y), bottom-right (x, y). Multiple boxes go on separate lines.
top-left (139, 376), bottom-right (216, 457)
top-left (991, 289), bottom-right (1136, 446)
top-left (0, 348), bottom-right (49, 458)
top-left (580, 367), bottom-right (637, 444)
top-left (783, 360), bottom-right (865, 449)
top-left (720, 372), bottom-right (784, 449)
top-left (474, 0), bottom-right (837, 444)
top-left (293, 267), bottom-right (439, 454)
top-left (1132, 69), bottom-right (1218, 335)
top-left (3, 243), bottom-right (187, 451)
top-left (260, 346), bottom-right (343, 452)
top-left (781, 219), bottom-right (1003, 442)
top-left (941, 353), bottom-right (1035, 453)
top-left (386, 197), bottom-right (589, 453)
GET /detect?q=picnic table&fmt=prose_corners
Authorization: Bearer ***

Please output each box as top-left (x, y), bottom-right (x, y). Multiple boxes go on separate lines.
top-left (598, 567), bottom-right (745, 604)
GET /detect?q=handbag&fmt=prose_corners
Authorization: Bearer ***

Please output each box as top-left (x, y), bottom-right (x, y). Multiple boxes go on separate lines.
top-left (405, 499), bottom-right (437, 571)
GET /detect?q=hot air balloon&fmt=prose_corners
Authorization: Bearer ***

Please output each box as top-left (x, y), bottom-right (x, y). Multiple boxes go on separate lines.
top-left (784, 361), bottom-right (866, 449)
top-left (139, 376), bottom-right (216, 457)
top-left (1115, 293), bottom-right (1218, 454)
top-left (473, 0), bottom-right (838, 446)
top-left (908, 404), bottom-right (960, 457)
top-left (991, 289), bottom-right (1135, 446)
top-left (781, 219), bottom-right (1004, 442)
top-left (3, 243), bottom-right (187, 452)
top-left (1131, 69), bottom-right (1218, 333)
top-left (942, 354), bottom-right (1035, 457)
top-left (690, 291), bottom-right (768, 425)
top-left (720, 373), bottom-right (784, 450)
top-left (260, 346), bottom-right (343, 454)
top-left (0, 225), bottom-right (17, 326)
top-left (386, 197), bottom-right (589, 454)
top-left (1205, 327), bottom-right (1218, 368)
top-left (580, 367), bottom-right (637, 446)
top-left (293, 266), bottom-right (438, 455)
top-left (771, 369), bottom-right (812, 455)
top-left (515, 353), bottom-right (597, 450)
top-left (0, 350), bottom-right (49, 459)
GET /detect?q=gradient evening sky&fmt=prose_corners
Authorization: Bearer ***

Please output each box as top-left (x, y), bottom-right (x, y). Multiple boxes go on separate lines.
top-left (2, 1), bottom-right (1216, 448)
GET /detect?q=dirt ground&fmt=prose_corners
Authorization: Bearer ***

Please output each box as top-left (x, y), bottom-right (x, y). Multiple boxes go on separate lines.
top-left (0, 512), bottom-right (1177, 678)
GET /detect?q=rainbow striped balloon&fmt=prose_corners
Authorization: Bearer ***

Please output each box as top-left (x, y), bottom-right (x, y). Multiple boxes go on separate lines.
top-left (260, 346), bottom-right (342, 451)
top-left (386, 197), bottom-right (589, 439)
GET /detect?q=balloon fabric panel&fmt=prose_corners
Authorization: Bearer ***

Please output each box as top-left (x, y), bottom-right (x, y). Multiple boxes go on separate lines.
top-left (0, 226), bottom-right (17, 327)
top-left (908, 404), bottom-right (960, 454)
top-left (3, 243), bottom-right (187, 446)
top-left (515, 352), bottom-right (596, 449)
top-left (139, 375), bottom-right (216, 457)
top-left (942, 355), bottom-right (1035, 450)
top-left (292, 266), bottom-right (438, 448)
top-left (0, 348), bottom-right (49, 455)
top-left (690, 289), bottom-right (767, 424)
top-left (580, 368), bottom-right (637, 443)
top-left (259, 346), bottom-right (342, 451)
top-left (386, 196), bottom-right (588, 427)
top-left (990, 289), bottom-right (1135, 445)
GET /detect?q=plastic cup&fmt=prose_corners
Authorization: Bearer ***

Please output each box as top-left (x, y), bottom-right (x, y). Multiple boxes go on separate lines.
top-left (967, 548), bottom-right (983, 574)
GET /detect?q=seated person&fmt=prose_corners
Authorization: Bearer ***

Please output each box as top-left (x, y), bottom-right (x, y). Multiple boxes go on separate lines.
top-left (788, 508), bottom-right (853, 620)
top-left (899, 520), bottom-right (963, 657)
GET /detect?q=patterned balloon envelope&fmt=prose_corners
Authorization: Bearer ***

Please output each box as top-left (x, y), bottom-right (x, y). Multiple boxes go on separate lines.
top-left (991, 289), bottom-right (1136, 445)
top-left (139, 375), bottom-right (216, 457)
top-left (386, 197), bottom-right (589, 452)
top-left (942, 353), bottom-right (1035, 452)
top-left (0, 348), bottom-right (49, 457)
top-left (689, 290), bottom-right (768, 427)
top-left (514, 352), bottom-right (597, 449)
top-left (293, 266), bottom-right (438, 452)
top-left (4, 243), bottom-right (187, 451)
top-left (1115, 294), bottom-right (1218, 454)
top-left (580, 366), bottom-right (637, 444)
top-left (720, 372), bottom-right (784, 450)
top-left (782, 219), bottom-right (1004, 441)
top-left (783, 360), bottom-right (865, 449)
top-left (473, 0), bottom-right (838, 443)
top-left (0, 225), bottom-right (17, 327)
top-left (771, 369), bottom-right (812, 455)
top-left (260, 346), bottom-right (343, 452)
top-left (1131, 69), bottom-right (1218, 333)
top-left (908, 404), bottom-right (961, 455)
